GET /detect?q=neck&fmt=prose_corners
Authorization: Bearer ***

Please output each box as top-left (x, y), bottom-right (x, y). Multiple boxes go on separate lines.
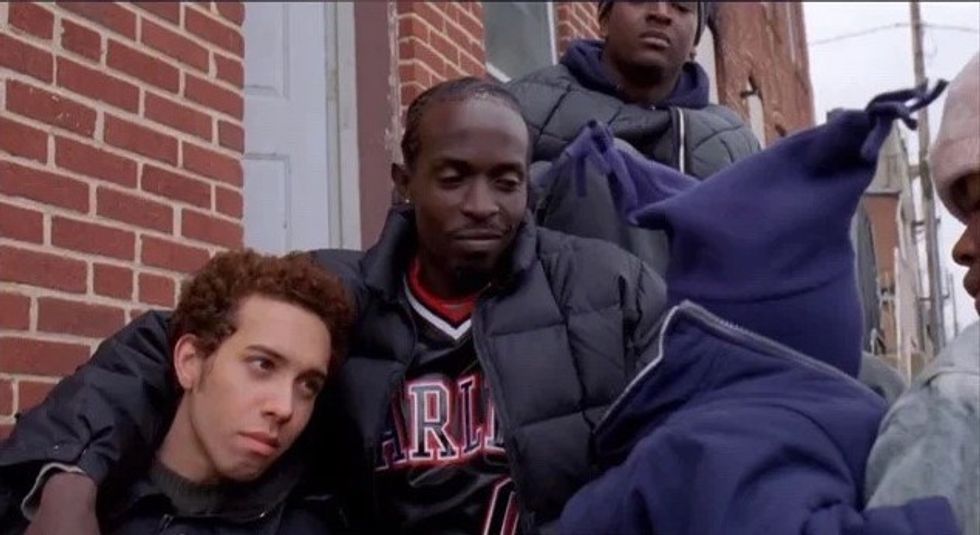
top-left (414, 252), bottom-right (491, 299)
top-left (157, 399), bottom-right (220, 485)
top-left (601, 53), bottom-right (680, 106)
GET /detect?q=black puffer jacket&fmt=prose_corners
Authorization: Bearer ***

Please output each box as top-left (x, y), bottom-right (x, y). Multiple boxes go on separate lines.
top-left (508, 40), bottom-right (760, 177)
top-left (510, 40), bottom-right (760, 274)
top-left (0, 207), bottom-right (668, 534)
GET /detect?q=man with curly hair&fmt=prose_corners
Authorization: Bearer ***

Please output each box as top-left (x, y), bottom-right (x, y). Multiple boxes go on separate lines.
top-left (1, 249), bottom-right (353, 534)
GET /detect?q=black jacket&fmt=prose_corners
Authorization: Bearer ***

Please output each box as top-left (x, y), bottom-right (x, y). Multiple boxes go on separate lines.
top-left (510, 40), bottom-right (760, 274)
top-left (0, 207), bottom-right (668, 534)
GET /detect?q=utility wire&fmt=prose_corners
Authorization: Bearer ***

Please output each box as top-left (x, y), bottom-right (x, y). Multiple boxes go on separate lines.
top-left (809, 22), bottom-right (979, 47)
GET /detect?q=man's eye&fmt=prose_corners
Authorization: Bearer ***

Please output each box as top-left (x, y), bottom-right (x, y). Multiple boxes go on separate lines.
top-left (249, 357), bottom-right (275, 372)
top-left (299, 378), bottom-right (324, 398)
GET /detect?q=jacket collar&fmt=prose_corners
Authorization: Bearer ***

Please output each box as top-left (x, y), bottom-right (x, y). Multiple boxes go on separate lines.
top-left (360, 205), bottom-right (539, 303)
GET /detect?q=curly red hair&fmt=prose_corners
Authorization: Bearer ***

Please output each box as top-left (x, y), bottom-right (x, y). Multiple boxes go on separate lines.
top-left (168, 249), bottom-right (354, 376)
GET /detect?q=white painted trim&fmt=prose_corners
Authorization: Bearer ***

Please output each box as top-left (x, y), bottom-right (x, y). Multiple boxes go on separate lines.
top-left (323, 2), bottom-right (362, 250)
top-left (335, 1), bottom-right (362, 249)
top-left (486, 63), bottom-right (511, 82)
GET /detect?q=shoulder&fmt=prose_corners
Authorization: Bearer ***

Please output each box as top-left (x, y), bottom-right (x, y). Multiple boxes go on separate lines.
top-left (533, 228), bottom-right (666, 306)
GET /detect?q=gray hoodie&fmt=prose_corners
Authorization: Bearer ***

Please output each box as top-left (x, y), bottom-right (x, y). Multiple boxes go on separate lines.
top-left (865, 321), bottom-right (980, 534)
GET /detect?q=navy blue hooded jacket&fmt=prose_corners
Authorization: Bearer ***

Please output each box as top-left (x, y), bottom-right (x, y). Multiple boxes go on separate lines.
top-left (560, 39), bottom-right (711, 109)
top-left (553, 84), bottom-right (961, 534)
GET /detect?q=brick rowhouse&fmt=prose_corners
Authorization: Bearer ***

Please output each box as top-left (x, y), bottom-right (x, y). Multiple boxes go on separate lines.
top-left (0, 2), bottom-right (245, 436)
top-left (1, 2), bottom-right (814, 436)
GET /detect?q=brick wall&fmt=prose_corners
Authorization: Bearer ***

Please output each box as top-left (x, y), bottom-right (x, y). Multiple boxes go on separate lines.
top-left (554, 2), bottom-right (599, 56)
top-left (713, 2), bottom-right (814, 142)
top-left (396, 1), bottom-right (486, 110)
top-left (0, 1), bottom-right (245, 434)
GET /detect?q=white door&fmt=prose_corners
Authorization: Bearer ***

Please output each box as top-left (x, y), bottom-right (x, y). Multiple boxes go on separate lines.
top-left (242, 2), bottom-right (361, 254)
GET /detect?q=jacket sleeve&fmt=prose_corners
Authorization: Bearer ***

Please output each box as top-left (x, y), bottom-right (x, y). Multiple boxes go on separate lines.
top-left (626, 259), bottom-right (668, 376)
top-left (0, 311), bottom-right (176, 488)
top-left (560, 406), bottom-right (960, 535)
top-left (865, 370), bottom-right (980, 533)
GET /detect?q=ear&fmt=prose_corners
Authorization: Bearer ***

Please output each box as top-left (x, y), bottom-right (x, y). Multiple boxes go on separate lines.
top-left (391, 163), bottom-right (411, 202)
top-left (173, 334), bottom-right (204, 391)
top-left (599, 15), bottom-right (609, 40)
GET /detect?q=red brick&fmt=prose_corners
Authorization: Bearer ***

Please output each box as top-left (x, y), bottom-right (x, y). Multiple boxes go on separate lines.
top-left (214, 186), bottom-right (243, 218)
top-left (133, 2), bottom-right (181, 25)
top-left (94, 263), bottom-right (133, 299)
top-left (18, 381), bottom-right (56, 411)
top-left (57, 57), bottom-right (139, 113)
top-left (141, 235), bottom-right (210, 273)
top-left (0, 202), bottom-right (44, 243)
top-left (96, 187), bottom-right (174, 233)
top-left (0, 246), bottom-right (87, 293)
top-left (55, 137), bottom-right (138, 188)
top-left (0, 162), bottom-right (90, 213)
top-left (141, 165), bottom-right (212, 208)
top-left (138, 273), bottom-right (175, 307)
top-left (37, 297), bottom-right (126, 338)
top-left (104, 115), bottom-right (179, 165)
top-left (0, 116), bottom-right (48, 163)
top-left (181, 209), bottom-right (242, 247)
top-left (214, 54), bottom-right (243, 88)
top-left (0, 337), bottom-right (90, 376)
top-left (57, 2), bottom-right (136, 40)
top-left (10, 3), bottom-right (55, 40)
top-left (185, 6), bottom-right (243, 56)
top-left (60, 19), bottom-right (103, 62)
top-left (0, 293), bottom-right (31, 331)
top-left (215, 1), bottom-right (245, 26)
top-left (0, 33), bottom-right (53, 83)
top-left (5, 80), bottom-right (96, 137)
top-left (217, 120), bottom-right (243, 152)
top-left (142, 18), bottom-right (209, 72)
top-left (184, 73), bottom-right (243, 119)
top-left (0, 380), bottom-right (12, 416)
top-left (144, 93), bottom-right (213, 141)
top-left (182, 142), bottom-right (242, 186)
top-left (51, 216), bottom-right (136, 260)
top-left (107, 40), bottom-right (180, 93)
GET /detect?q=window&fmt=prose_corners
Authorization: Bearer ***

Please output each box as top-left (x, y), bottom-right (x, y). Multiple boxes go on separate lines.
top-left (483, 2), bottom-right (557, 81)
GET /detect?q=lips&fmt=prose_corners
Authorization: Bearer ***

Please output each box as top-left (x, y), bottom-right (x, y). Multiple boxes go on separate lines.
top-left (639, 30), bottom-right (671, 49)
top-left (239, 431), bottom-right (280, 456)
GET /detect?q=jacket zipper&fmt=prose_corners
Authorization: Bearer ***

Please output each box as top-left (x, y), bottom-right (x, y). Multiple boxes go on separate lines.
top-left (597, 300), bottom-right (871, 433)
top-left (470, 295), bottom-right (535, 531)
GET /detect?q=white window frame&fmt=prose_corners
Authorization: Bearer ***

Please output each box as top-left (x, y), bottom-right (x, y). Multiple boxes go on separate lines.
top-left (485, 1), bottom-right (558, 82)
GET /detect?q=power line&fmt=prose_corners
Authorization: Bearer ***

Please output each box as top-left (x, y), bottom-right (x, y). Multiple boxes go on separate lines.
top-left (809, 22), bottom-right (979, 47)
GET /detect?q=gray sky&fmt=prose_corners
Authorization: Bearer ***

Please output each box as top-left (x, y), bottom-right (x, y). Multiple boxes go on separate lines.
top-left (805, 1), bottom-right (980, 340)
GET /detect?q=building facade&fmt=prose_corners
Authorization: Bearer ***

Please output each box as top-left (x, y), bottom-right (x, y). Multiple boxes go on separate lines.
top-left (0, 1), bottom-right (814, 434)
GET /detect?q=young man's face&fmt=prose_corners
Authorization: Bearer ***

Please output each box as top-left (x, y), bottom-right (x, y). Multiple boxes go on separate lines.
top-left (176, 295), bottom-right (332, 482)
top-left (952, 172), bottom-right (980, 316)
top-left (396, 97), bottom-right (529, 282)
top-left (601, 2), bottom-right (699, 77)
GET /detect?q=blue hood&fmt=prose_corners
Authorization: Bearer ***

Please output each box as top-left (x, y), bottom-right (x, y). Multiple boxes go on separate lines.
top-left (560, 39), bottom-right (710, 109)
top-left (559, 302), bottom-right (958, 535)
top-left (545, 83), bottom-right (947, 377)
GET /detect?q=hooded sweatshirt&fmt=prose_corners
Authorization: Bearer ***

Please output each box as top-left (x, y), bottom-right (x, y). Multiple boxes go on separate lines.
top-left (553, 83), bottom-right (958, 534)
top-left (560, 39), bottom-right (711, 109)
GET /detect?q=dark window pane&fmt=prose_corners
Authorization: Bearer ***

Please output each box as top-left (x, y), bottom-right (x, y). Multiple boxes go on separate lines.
top-left (484, 2), bottom-right (554, 80)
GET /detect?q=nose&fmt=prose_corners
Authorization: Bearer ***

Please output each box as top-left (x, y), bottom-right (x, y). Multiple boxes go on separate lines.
top-left (460, 179), bottom-right (500, 221)
top-left (645, 2), bottom-right (673, 22)
top-left (951, 221), bottom-right (978, 268)
top-left (261, 385), bottom-right (295, 424)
